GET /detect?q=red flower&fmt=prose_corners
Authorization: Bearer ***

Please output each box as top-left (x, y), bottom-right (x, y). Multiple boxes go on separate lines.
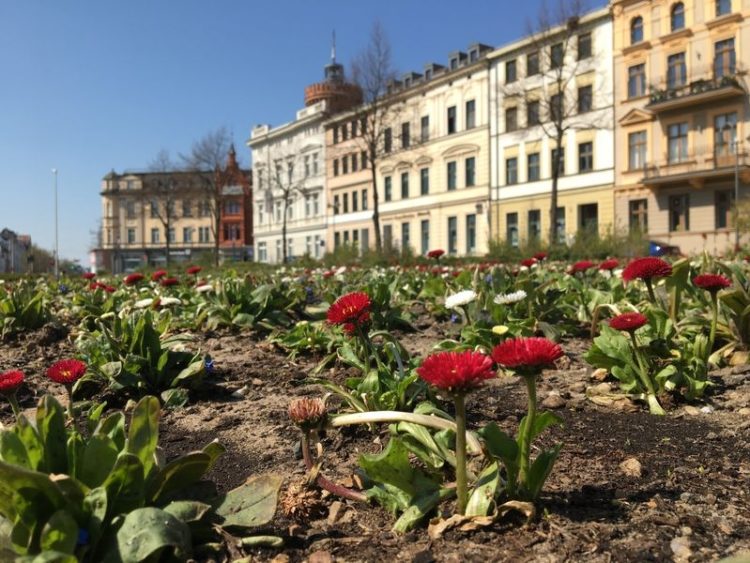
top-left (160, 277), bottom-right (179, 287)
top-left (533, 252), bottom-right (547, 261)
top-left (47, 359), bottom-right (87, 385)
top-left (124, 273), bottom-right (145, 286)
top-left (609, 312), bottom-right (648, 332)
top-left (102, 284), bottom-right (116, 293)
top-left (326, 292), bottom-right (371, 334)
top-left (693, 274), bottom-right (731, 293)
top-left (492, 337), bottom-right (563, 375)
top-left (0, 370), bottom-right (24, 395)
top-left (186, 265), bottom-right (202, 275)
top-left (288, 398), bottom-right (327, 430)
top-left (427, 249), bottom-right (445, 259)
top-left (570, 260), bottom-right (595, 274)
top-left (416, 350), bottom-right (495, 393)
top-left (521, 258), bottom-right (537, 268)
top-left (599, 259), bottom-right (620, 271)
top-left (82, 272), bottom-right (96, 280)
top-left (622, 257), bottom-right (672, 282)
top-left (151, 270), bottom-right (168, 281)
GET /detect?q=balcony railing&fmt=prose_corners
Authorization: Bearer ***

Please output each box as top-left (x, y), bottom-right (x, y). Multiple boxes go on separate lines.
top-left (640, 145), bottom-right (750, 186)
top-left (647, 66), bottom-right (744, 111)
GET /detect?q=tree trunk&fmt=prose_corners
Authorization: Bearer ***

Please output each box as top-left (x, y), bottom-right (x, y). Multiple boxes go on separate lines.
top-left (214, 201), bottom-right (221, 267)
top-left (282, 196), bottom-right (289, 264)
top-left (548, 135), bottom-right (563, 245)
top-left (370, 158), bottom-right (382, 252)
top-left (165, 219), bottom-right (171, 267)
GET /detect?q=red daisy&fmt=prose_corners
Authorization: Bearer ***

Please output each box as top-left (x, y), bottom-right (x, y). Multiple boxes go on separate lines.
top-left (186, 265), bottom-right (202, 275)
top-left (534, 252), bottom-right (548, 261)
top-left (599, 258), bottom-right (620, 271)
top-left (47, 359), bottom-right (87, 385)
top-left (416, 350), bottom-right (495, 393)
top-left (622, 257), bottom-right (672, 282)
top-left (326, 292), bottom-right (371, 334)
top-left (570, 260), bottom-right (595, 274)
top-left (82, 272), bottom-right (96, 280)
top-left (693, 274), bottom-right (731, 293)
top-left (427, 249), bottom-right (445, 259)
top-left (102, 284), bottom-right (116, 293)
top-left (124, 273), bottom-right (145, 286)
top-left (609, 312), bottom-right (648, 333)
top-left (521, 258), bottom-right (537, 268)
top-left (160, 277), bottom-right (180, 287)
top-left (151, 270), bottom-right (168, 282)
top-left (0, 370), bottom-right (24, 395)
top-left (492, 337), bottom-right (563, 375)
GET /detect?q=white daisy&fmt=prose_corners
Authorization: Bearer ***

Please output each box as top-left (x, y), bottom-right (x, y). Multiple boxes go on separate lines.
top-left (159, 297), bottom-right (181, 307)
top-left (494, 290), bottom-right (527, 305)
top-left (134, 298), bottom-right (154, 309)
top-left (445, 290), bottom-right (477, 309)
top-left (196, 284), bottom-right (213, 293)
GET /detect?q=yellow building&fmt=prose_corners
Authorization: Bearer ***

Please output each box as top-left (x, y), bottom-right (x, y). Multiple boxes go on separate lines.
top-left (489, 8), bottom-right (615, 247)
top-left (612, 0), bottom-right (750, 254)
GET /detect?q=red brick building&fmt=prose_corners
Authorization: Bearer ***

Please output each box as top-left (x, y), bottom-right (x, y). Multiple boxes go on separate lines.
top-left (218, 145), bottom-right (254, 261)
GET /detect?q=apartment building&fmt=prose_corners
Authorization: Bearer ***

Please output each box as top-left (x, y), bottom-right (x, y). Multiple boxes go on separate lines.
top-left (612, 0), bottom-right (750, 253)
top-left (326, 43), bottom-right (493, 257)
top-left (248, 52), bottom-right (361, 263)
top-left (218, 146), bottom-right (254, 261)
top-left (489, 8), bottom-right (615, 247)
top-left (0, 228), bottom-right (30, 274)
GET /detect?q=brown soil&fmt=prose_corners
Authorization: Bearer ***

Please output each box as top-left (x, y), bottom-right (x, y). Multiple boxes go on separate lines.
top-left (2, 325), bottom-right (750, 562)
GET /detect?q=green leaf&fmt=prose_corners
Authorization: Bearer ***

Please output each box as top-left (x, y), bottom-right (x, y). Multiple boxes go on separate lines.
top-left (86, 402), bottom-right (108, 435)
top-left (528, 411), bottom-right (563, 443)
top-left (201, 441), bottom-right (225, 472)
top-left (94, 412), bottom-right (126, 452)
top-left (126, 396), bottom-right (160, 477)
top-left (160, 388), bottom-right (189, 408)
top-left (479, 422), bottom-right (519, 491)
top-left (163, 500), bottom-right (212, 523)
top-left (103, 453), bottom-right (145, 517)
top-left (171, 359), bottom-right (205, 388)
top-left (525, 445), bottom-right (562, 500)
top-left (80, 435), bottom-right (119, 488)
top-left (466, 462), bottom-right (500, 517)
top-left (392, 487), bottom-right (455, 533)
top-left (0, 429), bottom-right (31, 468)
top-left (83, 486), bottom-right (108, 551)
top-left (36, 396), bottom-right (68, 474)
top-left (14, 416), bottom-right (44, 470)
top-left (40, 510), bottom-right (77, 554)
top-left (104, 507), bottom-right (192, 563)
top-left (14, 551), bottom-right (78, 563)
top-left (213, 474), bottom-right (282, 529)
top-left (146, 452), bottom-right (211, 504)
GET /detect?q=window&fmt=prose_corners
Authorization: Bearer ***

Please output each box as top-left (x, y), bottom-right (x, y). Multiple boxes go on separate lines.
top-left (421, 116), bottom-right (430, 142)
top-left (631, 16), bottom-right (644, 44)
top-left (716, 0), bottom-right (731, 17)
top-left (384, 127), bottom-right (392, 152)
top-left (671, 3), bottom-right (685, 31)
top-left (343, 193), bottom-right (349, 213)
top-left (306, 236), bottom-right (313, 256)
top-left (352, 229), bottom-right (359, 248)
top-left (342, 155), bottom-right (349, 174)
top-left (714, 38), bottom-right (736, 78)
top-left (361, 151), bottom-right (368, 169)
top-left (528, 210), bottom-right (541, 240)
top-left (384, 176), bottom-right (392, 201)
top-left (167, 201), bottom-right (176, 218)
top-left (578, 33), bottom-right (592, 60)
top-left (360, 228), bottom-right (369, 251)
top-left (305, 195), bottom-right (312, 217)
top-left (167, 227), bottom-right (173, 244)
top-left (199, 227), bottom-right (210, 243)
top-left (127, 228), bottom-right (136, 244)
top-left (199, 200), bottom-right (211, 217)
top-left (551, 147), bottom-right (565, 176)
top-left (448, 217), bottom-right (458, 255)
top-left (628, 63), bottom-right (646, 98)
top-left (550, 93), bottom-right (563, 122)
top-left (527, 51), bottom-right (540, 76)
top-left (527, 100), bottom-right (540, 126)
top-left (465, 157), bottom-right (476, 187)
top-left (667, 52), bottom-right (687, 89)
top-left (312, 193), bottom-right (320, 215)
top-left (258, 203), bottom-right (264, 224)
top-left (361, 189), bottom-right (368, 210)
top-left (578, 142), bottom-right (594, 172)
top-left (151, 228), bottom-right (159, 244)
top-left (274, 200), bottom-right (282, 222)
top-left (126, 180), bottom-right (134, 190)
top-left (421, 220), bottom-right (430, 255)
top-left (383, 225), bottom-right (393, 249)
top-left (420, 168), bottom-right (429, 195)
top-left (447, 106), bottom-right (457, 134)
top-left (333, 159), bottom-right (339, 176)
top-left (351, 119), bottom-right (358, 137)
top-left (352, 190), bottom-right (359, 212)
top-left (313, 153), bottom-right (319, 174)
top-left (304, 155), bottom-right (310, 177)
top-left (579, 203), bottom-right (598, 232)
top-left (401, 222), bottom-right (410, 250)
top-left (506, 59), bottom-right (517, 83)
top-left (528, 153), bottom-right (540, 181)
top-left (629, 199), bottom-right (648, 232)
top-left (447, 161), bottom-right (457, 190)
top-left (150, 200), bottom-right (158, 218)
top-left (715, 112), bottom-right (738, 159)
top-left (401, 122), bottom-right (410, 149)
top-left (257, 242), bottom-right (267, 262)
top-left (506, 157), bottom-right (518, 185)
top-left (506, 213), bottom-right (519, 247)
top-left (466, 214), bottom-right (476, 253)
top-left (577, 85), bottom-right (592, 113)
top-left (401, 172), bottom-right (409, 199)
top-left (223, 224), bottom-right (240, 241)
top-left (333, 126), bottom-right (339, 144)
top-left (314, 235), bottom-right (322, 257)
top-left (550, 43), bottom-right (563, 69)
top-left (465, 100), bottom-right (476, 129)
top-left (506, 107), bottom-right (518, 132)
top-left (224, 200), bottom-right (241, 215)
top-left (667, 122), bottom-right (689, 163)
top-left (341, 123), bottom-right (348, 140)
top-left (334, 232), bottom-right (340, 249)
top-left (555, 207), bottom-right (566, 244)
top-left (182, 199), bottom-right (192, 217)
top-left (715, 190), bottom-right (733, 229)
top-left (352, 153), bottom-right (358, 172)
top-left (333, 195), bottom-right (340, 215)
top-left (669, 194), bottom-right (690, 231)
top-left (628, 130), bottom-right (647, 170)
top-left (126, 200), bottom-right (136, 219)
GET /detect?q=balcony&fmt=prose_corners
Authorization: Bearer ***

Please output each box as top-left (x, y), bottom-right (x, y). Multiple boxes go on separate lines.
top-left (647, 67), bottom-right (744, 113)
top-left (641, 145), bottom-right (750, 188)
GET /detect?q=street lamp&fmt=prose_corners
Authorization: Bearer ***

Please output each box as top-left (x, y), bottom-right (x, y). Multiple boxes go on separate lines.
top-left (52, 168), bottom-right (59, 278)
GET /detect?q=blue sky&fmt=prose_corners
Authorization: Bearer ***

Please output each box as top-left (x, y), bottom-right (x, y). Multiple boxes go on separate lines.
top-left (0, 0), bottom-right (605, 266)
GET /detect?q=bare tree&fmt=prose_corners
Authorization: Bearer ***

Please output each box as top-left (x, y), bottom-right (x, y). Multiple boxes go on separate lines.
top-left (350, 21), bottom-right (399, 252)
top-left (148, 149), bottom-right (179, 267)
top-left (503, 0), bottom-right (607, 244)
top-left (181, 127), bottom-right (234, 266)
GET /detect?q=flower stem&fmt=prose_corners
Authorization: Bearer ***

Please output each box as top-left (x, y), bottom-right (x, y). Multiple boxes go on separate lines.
top-left (628, 332), bottom-right (666, 415)
top-left (708, 292), bottom-right (718, 362)
top-left (518, 375), bottom-right (537, 489)
top-left (645, 279), bottom-right (657, 305)
top-left (461, 305), bottom-right (472, 325)
top-left (300, 431), bottom-right (367, 503)
top-left (7, 394), bottom-right (21, 422)
top-left (453, 393), bottom-right (468, 515)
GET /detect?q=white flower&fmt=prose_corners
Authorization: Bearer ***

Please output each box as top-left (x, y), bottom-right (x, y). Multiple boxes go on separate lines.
top-left (494, 290), bottom-right (527, 305)
top-left (134, 298), bottom-right (154, 309)
top-left (445, 290), bottom-right (477, 309)
top-left (159, 297), bottom-right (181, 307)
top-left (196, 284), bottom-right (213, 293)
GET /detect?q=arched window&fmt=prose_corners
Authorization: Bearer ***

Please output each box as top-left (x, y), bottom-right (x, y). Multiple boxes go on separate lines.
top-left (671, 3), bottom-right (685, 31)
top-left (630, 16), bottom-right (644, 44)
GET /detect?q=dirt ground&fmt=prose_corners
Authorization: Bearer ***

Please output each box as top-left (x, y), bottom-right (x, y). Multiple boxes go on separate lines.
top-left (2, 323), bottom-right (750, 563)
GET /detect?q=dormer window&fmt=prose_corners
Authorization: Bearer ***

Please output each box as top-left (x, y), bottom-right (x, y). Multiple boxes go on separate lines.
top-left (450, 57), bottom-right (458, 70)
top-left (425, 69), bottom-right (432, 80)
top-left (630, 16), bottom-right (644, 44)
top-left (469, 49), bottom-right (478, 62)
top-left (404, 77), bottom-right (411, 87)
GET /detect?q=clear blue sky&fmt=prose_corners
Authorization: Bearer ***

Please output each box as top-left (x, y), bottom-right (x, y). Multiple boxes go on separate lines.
top-left (0, 0), bottom-right (605, 266)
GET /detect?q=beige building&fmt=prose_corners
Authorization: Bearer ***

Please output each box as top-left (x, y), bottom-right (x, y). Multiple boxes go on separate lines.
top-left (612, 0), bottom-right (750, 254)
top-left (325, 43), bottom-right (494, 256)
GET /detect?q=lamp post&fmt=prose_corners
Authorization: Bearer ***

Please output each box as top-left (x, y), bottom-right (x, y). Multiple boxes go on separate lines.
top-left (52, 168), bottom-right (59, 278)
